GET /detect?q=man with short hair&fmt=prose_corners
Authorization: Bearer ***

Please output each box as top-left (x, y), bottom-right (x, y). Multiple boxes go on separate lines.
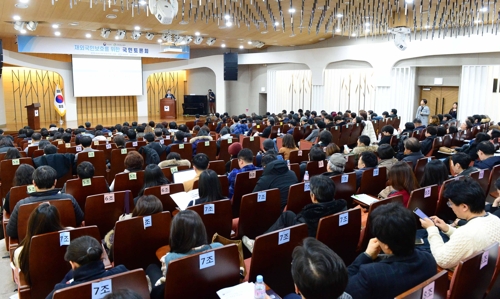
top-left (345, 135), bottom-right (377, 161)
top-left (305, 120), bottom-right (326, 142)
top-left (378, 126), bottom-right (394, 145)
top-left (6, 166), bottom-right (84, 239)
top-left (401, 137), bottom-right (425, 167)
top-left (208, 89), bottom-right (216, 114)
top-left (347, 203), bottom-right (436, 299)
top-left (474, 141), bottom-right (500, 170)
top-left (183, 153), bottom-right (209, 192)
top-left (451, 152), bottom-right (478, 176)
top-left (416, 99), bottom-right (430, 126)
top-left (227, 148), bottom-right (259, 199)
top-left (377, 144), bottom-right (398, 175)
top-left (75, 135), bottom-right (97, 162)
top-left (24, 132), bottom-right (41, 154)
top-left (114, 135), bottom-right (126, 149)
top-left (126, 129), bottom-right (137, 145)
top-left (143, 132), bottom-right (166, 157)
top-left (165, 131), bottom-right (185, 155)
top-left (420, 125), bottom-right (437, 156)
top-left (413, 118), bottom-right (426, 131)
top-left (232, 117), bottom-right (249, 136)
top-left (355, 152), bottom-right (378, 188)
top-left (419, 178), bottom-right (500, 269)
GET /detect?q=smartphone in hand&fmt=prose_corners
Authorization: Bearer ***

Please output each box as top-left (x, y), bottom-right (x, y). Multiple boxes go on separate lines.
top-left (413, 207), bottom-right (429, 219)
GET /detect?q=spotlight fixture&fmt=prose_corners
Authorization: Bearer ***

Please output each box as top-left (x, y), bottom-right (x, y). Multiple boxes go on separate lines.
top-left (116, 30), bottom-right (126, 40)
top-left (131, 31), bottom-right (142, 40)
top-left (145, 32), bottom-right (155, 40)
top-left (149, 0), bottom-right (179, 25)
top-left (13, 21), bottom-right (25, 31)
top-left (184, 35), bottom-right (193, 44)
top-left (206, 37), bottom-right (216, 46)
top-left (194, 36), bottom-right (204, 44)
top-left (161, 33), bottom-right (169, 41)
top-left (100, 28), bottom-right (111, 38)
top-left (391, 26), bottom-right (411, 51)
top-left (26, 21), bottom-right (38, 31)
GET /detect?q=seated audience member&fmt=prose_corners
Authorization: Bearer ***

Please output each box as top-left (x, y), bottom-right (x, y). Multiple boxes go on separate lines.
top-left (74, 135), bottom-right (96, 162)
top-left (189, 129), bottom-right (213, 155)
top-left (114, 135), bottom-right (126, 149)
top-left (184, 153), bottom-right (209, 192)
top-left (0, 137), bottom-right (16, 153)
top-left (286, 120), bottom-right (298, 135)
top-left (14, 203), bottom-right (65, 285)
top-left (355, 152), bottom-right (378, 189)
top-left (92, 130), bottom-right (107, 142)
top-left (283, 237), bottom-right (351, 299)
top-left (399, 122), bottom-right (415, 135)
top-left (136, 125), bottom-right (146, 138)
top-left (413, 118), bottom-right (426, 131)
top-left (134, 164), bottom-right (170, 204)
top-left (389, 108), bottom-right (398, 118)
top-left (46, 236), bottom-right (128, 299)
top-left (154, 128), bottom-right (164, 140)
top-left (420, 160), bottom-right (450, 188)
top-left (360, 118), bottom-right (377, 144)
top-left (168, 122), bottom-right (178, 134)
top-left (143, 132), bottom-right (166, 157)
top-left (103, 290), bottom-right (143, 299)
top-left (256, 139), bottom-right (282, 167)
top-left (188, 169), bottom-right (227, 207)
top-left (300, 146), bottom-right (326, 180)
top-left (104, 195), bottom-right (163, 253)
top-left (324, 143), bottom-right (341, 158)
top-left (37, 139), bottom-right (51, 150)
top-left (346, 203), bottom-right (436, 299)
top-left (109, 151), bottom-right (144, 191)
top-left (474, 141), bottom-right (500, 170)
top-left (147, 210), bottom-right (223, 299)
top-left (253, 155), bottom-right (298, 210)
top-left (419, 178), bottom-right (500, 269)
top-left (24, 132), bottom-right (41, 154)
top-left (165, 131), bottom-right (185, 155)
top-left (3, 164), bottom-right (35, 214)
top-left (345, 135), bottom-right (377, 160)
top-left (378, 125), bottom-right (394, 145)
top-left (6, 166), bottom-right (83, 239)
top-left (232, 117), bottom-right (249, 135)
top-left (428, 115), bottom-right (440, 127)
top-left (488, 178), bottom-right (500, 218)
top-left (401, 137), bottom-right (424, 167)
top-left (377, 144), bottom-right (398, 175)
top-left (305, 120), bottom-right (326, 142)
top-left (378, 162), bottom-right (419, 207)
top-left (451, 153), bottom-right (478, 177)
top-left (243, 175), bottom-right (347, 252)
top-left (61, 161), bottom-right (109, 193)
top-left (322, 153), bottom-right (346, 177)
top-left (316, 130), bottom-right (333, 148)
top-left (228, 149), bottom-right (259, 198)
top-left (257, 117), bottom-right (274, 138)
top-left (436, 126), bottom-right (446, 137)
top-left (126, 129), bottom-right (138, 144)
top-left (447, 126), bottom-right (458, 134)
top-left (225, 142), bottom-right (243, 173)
top-left (5, 148), bottom-right (21, 159)
top-left (455, 132), bottom-right (490, 162)
top-left (158, 152), bottom-right (191, 169)
top-left (279, 134), bottom-right (299, 160)
top-left (420, 126), bottom-right (437, 156)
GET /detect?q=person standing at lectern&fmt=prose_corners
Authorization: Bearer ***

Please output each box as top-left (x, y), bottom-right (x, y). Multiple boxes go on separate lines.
top-left (208, 89), bottom-right (216, 115)
top-left (165, 89), bottom-right (176, 100)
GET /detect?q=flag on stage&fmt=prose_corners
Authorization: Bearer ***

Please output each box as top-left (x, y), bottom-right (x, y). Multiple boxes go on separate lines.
top-left (53, 85), bottom-right (66, 117)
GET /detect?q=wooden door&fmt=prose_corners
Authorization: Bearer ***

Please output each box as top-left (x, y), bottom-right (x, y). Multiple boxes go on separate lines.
top-left (420, 87), bottom-right (459, 116)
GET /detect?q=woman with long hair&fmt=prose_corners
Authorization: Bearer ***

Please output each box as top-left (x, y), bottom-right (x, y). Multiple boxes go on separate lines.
top-left (380, 161), bottom-right (420, 207)
top-left (46, 236), bottom-right (128, 298)
top-left (14, 203), bottom-right (65, 284)
top-left (279, 134), bottom-right (298, 160)
top-left (135, 164), bottom-right (170, 204)
top-left (110, 151), bottom-right (144, 191)
top-left (3, 164), bottom-right (35, 213)
top-left (147, 210), bottom-right (223, 299)
top-left (420, 160), bottom-right (450, 188)
top-left (0, 138), bottom-right (15, 153)
top-left (188, 169), bottom-right (226, 207)
top-left (449, 102), bottom-right (458, 119)
top-left (4, 148), bottom-right (21, 159)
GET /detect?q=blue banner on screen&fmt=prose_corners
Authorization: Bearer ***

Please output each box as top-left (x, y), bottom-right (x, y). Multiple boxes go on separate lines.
top-left (17, 36), bottom-right (189, 59)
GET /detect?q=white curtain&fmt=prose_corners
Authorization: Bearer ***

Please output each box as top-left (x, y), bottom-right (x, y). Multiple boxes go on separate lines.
top-left (459, 66), bottom-right (500, 123)
top-left (385, 67), bottom-right (416, 124)
top-left (267, 70), bottom-right (312, 113)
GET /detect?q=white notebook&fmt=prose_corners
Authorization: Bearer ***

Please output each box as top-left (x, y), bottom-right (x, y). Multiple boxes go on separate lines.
top-left (170, 189), bottom-right (200, 210)
top-left (351, 194), bottom-right (379, 205)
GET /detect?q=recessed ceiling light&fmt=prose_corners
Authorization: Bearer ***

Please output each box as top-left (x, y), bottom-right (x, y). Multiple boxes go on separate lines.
top-left (86, 33), bottom-right (91, 38)
top-left (274, 21), bottom-right (279, 26)
top-left (179, 20), bottom-right (189, 24)
top-left (218, 25), bottom-right (227, 29)
top-left (261, 31), bottom-right (268, 34)
top-left (112, 9), bottom-right (119, 12)
top-left (195, 32), bottom-right (200, 36)
top-left (139, 0), bottom-right (147, 5)
top-left (20, 29), bottom-right (27, 34)
top-left (69, 22), bottom-right (79, 26)
top-left (221, 44), bottom-right (226, 47)
top-left (134, 26), bottom-right (140, 30)
top-left (424, 25), bottom-right (430, 29)
top-left (290, 45), bottom-right (295, 47)
top-left (365, 28), bottom-right (370, 32)
top-left (405, 0), bottom-right (413, 3)
top-left (158, 39), bottom-right (162, 43)
top-left (19, 0), bottom-right (29, 3)
top-left (289, 8), bottom-right (296, 13)
top-left (52, 24), bottom-right (59, 29)
top-left (226, 21), bottom-right (232, 27)
top-left (54, 31), bottom-right (61, 36)
top-left (237, 38), bottom-right (244, 41)
top-left (336, 13), bottom-right (343, 18)
top-left (115, 36), bottom-right (119, 39)
top-left (474, 19), bottom-right (483, 23)
top-left (335, 28), bottom-right (341, 32)
top-left (365, 22), bottom-right (370, 26)
top-left (289, 33), bottom-right (296, 37)
top-left (106, 14), bottom-right (117, 19)
top-left (319, 38), bottom-right (325, 41)
top-left (239, 45), bottom-right (244, 49)
top-left (351, 33), bottom-right (357, 37)
top-left (13, 15), bottom-right (21, 21)
top-left (248, 41), bottom-right (252, 44)
top-left (15, 3), bottom-right (29, 8)
top-left (480, 7), bottom-right (488, 12)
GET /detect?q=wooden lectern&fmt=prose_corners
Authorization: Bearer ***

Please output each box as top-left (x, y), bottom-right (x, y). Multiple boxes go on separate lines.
top-left (160, 98), bottom-right (176, 119)
top-left (25, 103), bottom-right (41, 130)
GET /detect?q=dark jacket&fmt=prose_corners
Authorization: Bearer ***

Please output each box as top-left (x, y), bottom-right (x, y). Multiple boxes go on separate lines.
top-left (33, 153), bottom-right (76, 178)
top-left (378, 135), bottom-right (392, 145)
top-left (259, 126), bottom-right (272, 138)
top-left (46, 261), bottom-right (128, 299)
top-left (165, 140), bottom-right (183, 154)
top-left (402, 151), bottom-right (425, 168)
top-left (253, 160), bottom-right (298, 210)
top-left (321, 171), bottom-right (343, 177)
top-left (145, 142), bottom-right (166, 157)
top-left (474, 156), bottom-right (500, 170)
top-left (346, 250), bottom-right (437, 299)
top-left (0, 145), bottom-right (15, 153)
top-left (420, 135), bottom-right (437, 156)
top-left (296, 199), bottom-right (347, 237)
top-left (6, 188), bottom-right (84, 239)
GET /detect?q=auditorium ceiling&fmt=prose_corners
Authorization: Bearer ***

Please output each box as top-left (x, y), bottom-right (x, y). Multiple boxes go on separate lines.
top-left (0, 0), bottom-right (498, 50)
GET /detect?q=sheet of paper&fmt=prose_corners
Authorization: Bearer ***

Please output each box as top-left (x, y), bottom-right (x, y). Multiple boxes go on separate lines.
top-left (170, 189), bottom-right (200, 210)
top-left (217, 282), bottom-right (255, 299)
top-left (351, 194), bottom-right (379, 205)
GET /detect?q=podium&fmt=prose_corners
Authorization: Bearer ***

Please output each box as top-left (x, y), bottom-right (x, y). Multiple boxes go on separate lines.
top-left (25, 103), bottom-right (41, 130)
top-left (160, 98), bottom-right (176, 119)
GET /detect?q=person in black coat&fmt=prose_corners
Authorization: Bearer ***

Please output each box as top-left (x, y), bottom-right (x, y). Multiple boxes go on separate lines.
top-left (346, 203), bottom-right (436, 299)
top-left (242, 175), bottom-right (347, 252)
top-left (253, 157), bottom-right (298, 210)
top-left (420, 125), bottom-right (437, 156)
top-left (143, 132), bottom-right (166, 157)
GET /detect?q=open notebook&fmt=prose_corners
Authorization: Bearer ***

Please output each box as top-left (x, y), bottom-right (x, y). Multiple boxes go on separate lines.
top-left (170, 189), bottom-right (200, 210)
top-left (351, 194), bottom-right (379, 206)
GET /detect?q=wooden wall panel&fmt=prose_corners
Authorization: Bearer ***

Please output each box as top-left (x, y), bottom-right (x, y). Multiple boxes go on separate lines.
top-left (146, 71), bottom-right (186, 120)
top-left (76, 96), bottom-right (138, 126)
top-left (2, 67), bottom-right (65, 130)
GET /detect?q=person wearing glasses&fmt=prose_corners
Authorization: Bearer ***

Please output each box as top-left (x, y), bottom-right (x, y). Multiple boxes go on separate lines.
top-left (419, 178), bottom-right (500, 269)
